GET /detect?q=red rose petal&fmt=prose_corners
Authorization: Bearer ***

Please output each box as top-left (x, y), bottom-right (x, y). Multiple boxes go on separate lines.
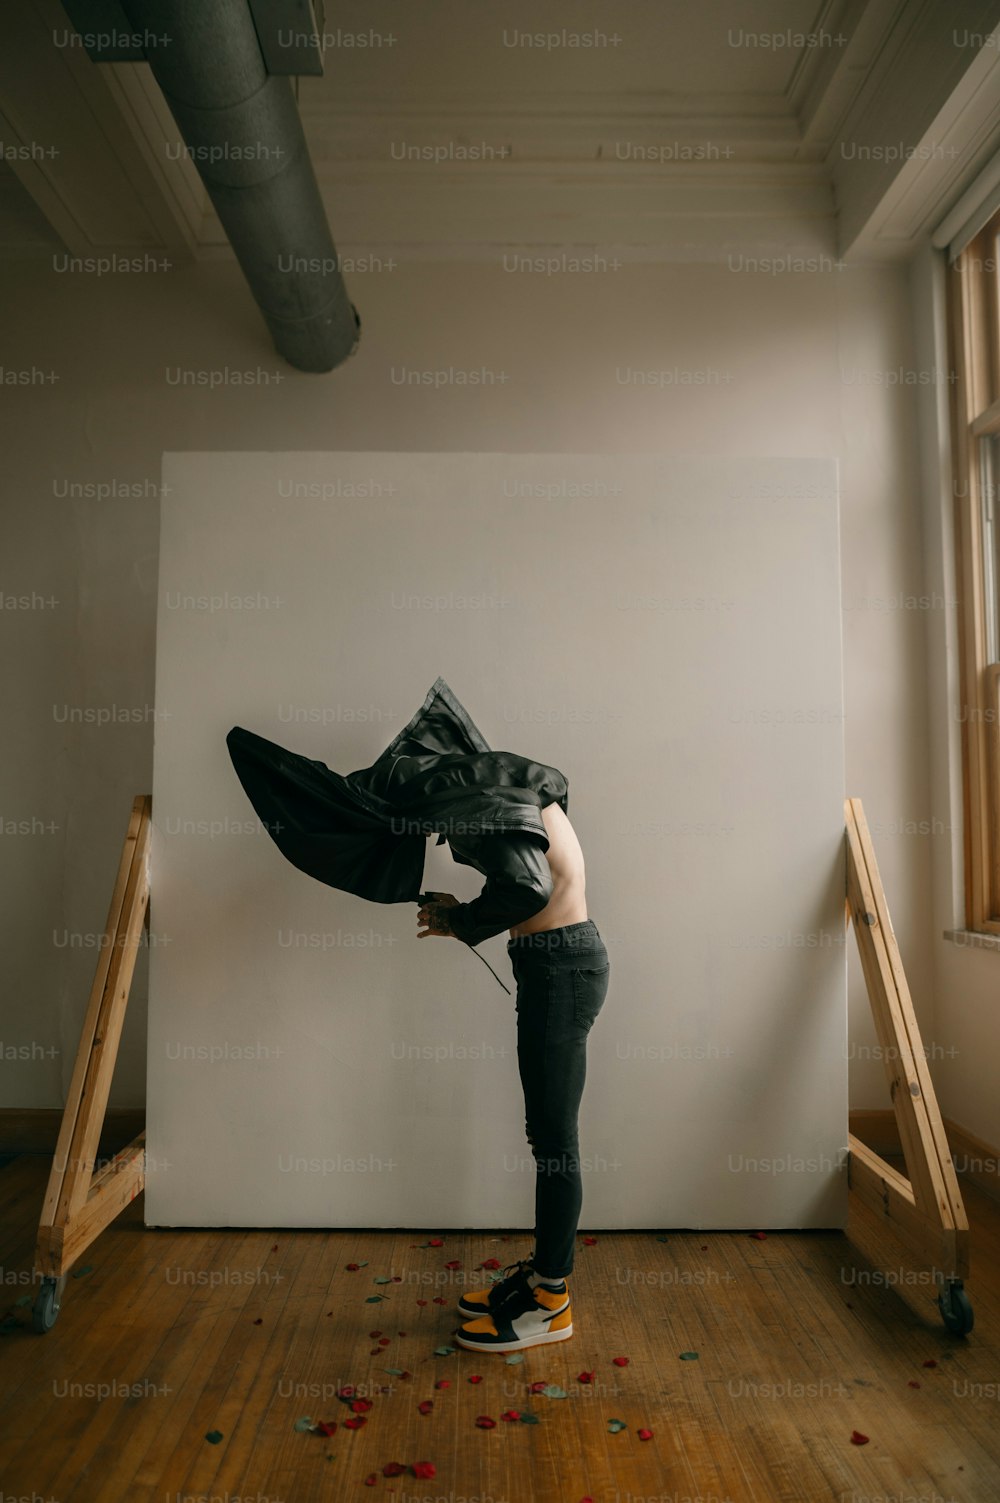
top-left (638, 1427), bottom-right (653, 1441)
top-left (923, 1359), bottom-right (938, 1369)
top-left (428, 1237), bottom-right (444, 1247)
top-left (369, 1330), bottom-right (383, 1338)
top-left (480, 1258), bottom-right (501, 1270)
top-left (382, 1462), bottom-right (407, 1477)
top-left (850, 1430), bottom-right (869, 1446)
top-left (398, 1331), bottom-right (408, 1337)
top-left (468, 1374), bottom-right (484, 1384)
top-left (253, 1317), bottom-right (263, 1325)
top-left (435, 1379), bottom-right (451, 1389)
top-left (612, 1356), bottom-right (629, 1367)
top-left (577, 1370), bottom-right (595, 1383)
top-left (344, 1416), bottom-right (367, 1430)
top-left (314, 1420), bottom-right (337, 1436)
top-left (529, 1380), bottom-right (548, 1393)
top-left (339, 1386), bottom-right (355, 1397)
top-left (416, 1299), bottom-right (428, 1306)
top-left (908, 1381), bottom-right (921, 1389)
top-left (364, 1474), bottom-right (377, 1487)
top-left (351, 1399), bottom-right (373, 1413)
top-left (750, 1231), bottom-right (768, 1241)
top-left (582, 1235), bottom-right (597, 1245)
top-left (475, 1415), bottom-right (496, 1428)
top-left (369, 1347), bottom-right (381, 1355)
top-left (378, 1337), bottom-right (391, 1346)
top-left (432, 1297), bottom-right (447, 1305)
top-left (345, 1262), bottom-right (360, 1270)
top-left (501, 1409), bottom-right (521, 1421)
top-left (412, 1462), bottom-right (436, 1479)
top-left (392, 1276), bottom-right (402, 1282)
top-left (418, 1400), bottom-right (434, 1415)
top-left (399, 1371), bottom-right (412, 1380)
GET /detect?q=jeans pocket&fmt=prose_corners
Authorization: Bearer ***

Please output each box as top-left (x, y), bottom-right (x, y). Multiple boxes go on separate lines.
top-left (571, 962), bottom-right (609, 1031)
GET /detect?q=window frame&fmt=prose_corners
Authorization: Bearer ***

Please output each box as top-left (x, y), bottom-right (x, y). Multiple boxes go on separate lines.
top-left (947, 206), bottom-right (1000, 935)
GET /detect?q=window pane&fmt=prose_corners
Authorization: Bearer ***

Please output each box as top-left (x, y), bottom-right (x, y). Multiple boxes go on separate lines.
top-left (981, 434), bottom-right (1000, 665)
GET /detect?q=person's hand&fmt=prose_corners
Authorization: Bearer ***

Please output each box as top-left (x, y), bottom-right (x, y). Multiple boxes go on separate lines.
top-left (417, 892), bottom-right (460, 939)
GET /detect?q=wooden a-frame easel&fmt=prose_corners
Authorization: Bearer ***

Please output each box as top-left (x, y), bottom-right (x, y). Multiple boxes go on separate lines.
top-left (28, 793), bottom-right (973, 1334)
top-left (843, 796), bottom-right (972, 1333)
top-left (31, 794), bottom-right (151, 1331)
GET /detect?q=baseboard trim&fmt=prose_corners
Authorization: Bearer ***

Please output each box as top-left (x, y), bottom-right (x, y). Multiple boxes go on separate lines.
top-left (849, 1108), bottom-right (1000, 1205)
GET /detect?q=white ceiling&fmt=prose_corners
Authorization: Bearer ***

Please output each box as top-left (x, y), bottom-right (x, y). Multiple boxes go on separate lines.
top-left (2, 0), bottom-right (1000, 263)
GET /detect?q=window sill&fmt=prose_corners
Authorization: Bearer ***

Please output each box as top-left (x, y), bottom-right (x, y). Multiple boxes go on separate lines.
top-left (943, 928), bottom-right (1000, 953)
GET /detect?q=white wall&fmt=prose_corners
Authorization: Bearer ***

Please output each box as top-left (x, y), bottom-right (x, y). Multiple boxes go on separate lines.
top-left (0, 254), bottom-right (928, 1125)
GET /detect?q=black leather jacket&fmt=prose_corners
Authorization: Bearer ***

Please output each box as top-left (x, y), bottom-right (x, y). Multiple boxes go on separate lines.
top-left (226, 676), bottom-right (568, 947)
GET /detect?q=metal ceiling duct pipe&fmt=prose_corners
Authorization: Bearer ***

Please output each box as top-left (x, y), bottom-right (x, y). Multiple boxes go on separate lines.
top-left (118, 0), bottom-right (360, 372)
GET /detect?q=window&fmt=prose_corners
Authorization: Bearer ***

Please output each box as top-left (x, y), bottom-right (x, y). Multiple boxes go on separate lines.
top-left (947, 204), bottom-right (1000, 933)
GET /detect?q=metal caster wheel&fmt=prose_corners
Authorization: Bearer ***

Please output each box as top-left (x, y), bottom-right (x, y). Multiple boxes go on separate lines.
top-left (32, 1275), bottom-right (66, 1333)
top-left (938, 1278), bottom-right (974, 1337)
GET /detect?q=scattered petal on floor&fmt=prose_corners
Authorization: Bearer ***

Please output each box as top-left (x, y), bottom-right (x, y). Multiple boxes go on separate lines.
top-left (908, 1381), bottom-right (921, 1389)
top-left (412, 1461), bottom-right (436, 1479)
top-left (344, 1416), bottom-right (367, 1430)
top-left (501, 1409), bottom-right (521, 1421)
top-left (434, 1345), bottom-right (456, 1356)
top-left (541, 1384), bottom-right (568, 1399)
top-left (505, 1353), bottom-right (525, 1365)
top-left (607, 1418), bottom-right (627, 1433)
top-left (351, 1399), bottom-right (373, 1413)
top-left (612, 1356), bottom-right (629, 1367)
top-left (445, 1260), bottom-right (462, 1269)
top-left (382, 1462), bottom-right (407, 1476)
top-left (679, 1352), bottom-right (699, 1361)
top-left (750, 1232), bottom-right (768, 1241)
top-left (432, 1297), bottom-right (448, 1305)
top-left (313, 1420), bottom-right (337, 1436)
top-left (475, 1415), bottom-right (496, 1428)
top-left (479, 1258), bottom-right (501, 1269)
top-left (365, 1295), bottom-right (387, 1303)
top-left (429, 1237), bottom-right (444, 1247)
top-left (468, 1374), bottom-right (484, 1384)
top-left (418, 1401), bottom-right (434, 1415)
top-left (577, 1371), bottom-right (595, 1384)
top-left (252, 1318), bottom-right (263, 1326)
top-left (374, 1276), bottom-right (393, 1284)
top-left (293, 1417), bottom-right (315, 1433)
top-left (850, 1430), bottom-right (870, 1446)
top-left (582, 1235), bottom-right (598, 1245)
top-left (364, 1474), bottom-right (377, 1486)
top-left (204, 1429), bottom-right (224, 1444)
top-left (369, 1330), bottom-right (383, 1338)
top-left (923, 1359), bottom-right (938, 1368)
top-left (529, 1380), bottom-right (548, 1393)
top-left (416, 1299), bottom-right (428, 1306)
top-left (384, 1367), bottom-right (405, 1376)
top-left (435, 1379), bottom-right (451, 1389)
top-left (519, 1412), bottom-right (540, 1425)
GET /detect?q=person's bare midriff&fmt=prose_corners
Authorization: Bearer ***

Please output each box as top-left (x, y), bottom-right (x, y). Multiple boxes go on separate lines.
top-left (508, 800), bottom-right (588, 937)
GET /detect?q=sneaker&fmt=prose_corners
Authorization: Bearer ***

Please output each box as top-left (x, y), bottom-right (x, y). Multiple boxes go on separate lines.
top-left (454, 1278), bottom-right (573, 1352)
top-left (456, 1258), bottom-right (536, 1319)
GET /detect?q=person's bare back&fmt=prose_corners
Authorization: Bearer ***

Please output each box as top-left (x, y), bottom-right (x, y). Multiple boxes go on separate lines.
top-left (508, 801), bottom-right (588, 937)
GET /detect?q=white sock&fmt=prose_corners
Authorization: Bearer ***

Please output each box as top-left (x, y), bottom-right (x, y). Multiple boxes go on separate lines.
top-left (528, 1268), bottom-right (566, 1288)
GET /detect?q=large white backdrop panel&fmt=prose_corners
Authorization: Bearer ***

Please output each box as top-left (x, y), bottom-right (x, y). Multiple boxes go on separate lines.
top-left (146, 451), bottom-right (847, 1230)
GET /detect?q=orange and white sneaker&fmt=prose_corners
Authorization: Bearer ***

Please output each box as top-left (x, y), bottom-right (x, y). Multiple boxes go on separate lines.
top-left (456, 1258), bottom-right (537, 1320)
top-left (454, 1276), bottom-right (573, 1352)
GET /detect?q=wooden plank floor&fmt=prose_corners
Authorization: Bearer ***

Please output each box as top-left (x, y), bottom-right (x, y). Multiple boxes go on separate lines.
top-left (2, 1154), bottom-right (999, 1503)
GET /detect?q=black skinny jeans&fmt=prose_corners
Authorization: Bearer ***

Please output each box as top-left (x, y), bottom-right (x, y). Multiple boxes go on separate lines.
top-left (507, 919), bottom-right (610, 1279)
